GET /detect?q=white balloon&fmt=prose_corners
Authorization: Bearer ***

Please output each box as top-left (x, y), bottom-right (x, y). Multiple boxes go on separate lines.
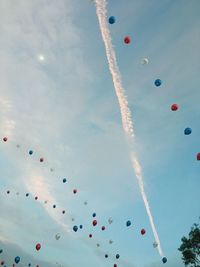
top-left (141, 58), bottom-right (149, 65)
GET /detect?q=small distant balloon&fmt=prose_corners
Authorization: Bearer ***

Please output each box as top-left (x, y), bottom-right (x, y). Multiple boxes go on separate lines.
top-left (153, 242), bottom-right (158, 248)
top-left (63, 178), bottom-right (67, 183)
top-left (35, 243), bottom-right (41, 251)
top-left (79, 225), bottom-right (83, 229)
top-left (29, 150), bottom-right (33, 155)
top-left (108, 16), bottom-right (116, 24)
top-left (126, 220), bottom-right (131, 227)
top-left (105, 254), bottom-right (108, 258)
top-left (26, 193), bottom-right (29, 197)
top-left (1, 261), bottom-right (4, 266)
top-left (114, 264), bottom-right (117, 267)
top-left (44, 200), bottom-right (48, 204)
top-left (92, 220), bottom-right (97, 226)
top-left (84, 201), bottom-right (88, 205)
top-left (73, 225), bottom-right (78, 232)
top-left (162, 257), bottom-right (167, 264)
top-left (35, 196), bottom-right (38, 200)
top-left (196, 153), bottom-right (200, 161)
top-left (71, 218), bottom-right (75, 221)
top-left (108, 217), bottom-right (113, 224)
top-left (124, 36), bottom-right (131, 44)
top-left (141, 229), bottom-right (146, 235)
top-left (40, 158), bottom-right (44, 162)
top-left (7, 190), bottom-right (10, 194)
top-left (109, 240), bottom-right (113, 244)
top-left (141, 58), bottom-right (149, 65)
top-left (101, 226), bottom-right (106, 231)
top-left (0, 249), bottom-right (3, 254)
top-left (53, 204), bottom-right (56, 208)
top-left (184, 128), bottom-right (192, 135)
top-left (3, 137), bottom-right (7, 142)
top-left (73, 189), bottom-right (77, 194)
top-left (62, 210), bottom-right (65, 214)
top-left (89, 234), bottom-right (92, 238)
top-left (96, 243), bottom-right (100, 247)
top-left (55, 233), bottom-right (61, 240)
top-left (154, 79), bottom-right (162, 87)
top-left (28, 264), bottom-right (31, 267)
top-left (116, 254), bottom-right (120, 259)
top-left (92, 212), bottom-right (96, 217)
top-left (171, 104), bottom-right (178, 111)
top-left (14, 257), bottom-right (20, 264)
top-left (50, 168), bottom-right (54, 172)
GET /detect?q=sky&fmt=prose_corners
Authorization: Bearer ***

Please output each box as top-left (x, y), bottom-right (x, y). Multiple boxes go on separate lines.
top-left (0, 0), bottom-right (200, 267)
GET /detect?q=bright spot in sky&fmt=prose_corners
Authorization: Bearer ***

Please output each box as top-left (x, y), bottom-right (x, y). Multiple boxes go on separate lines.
top-left (38, 55), bottom-right (45, 62)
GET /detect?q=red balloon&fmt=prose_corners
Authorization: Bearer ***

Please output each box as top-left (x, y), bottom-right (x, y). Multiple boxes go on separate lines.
top-left (3, 137), bottom-right (7, 142)
top-left (40, 158), bottom-right (44, 162)
top-left (124, 36), bottom-right (131, 44)
top-left (1, 261), bottom-right (4, 266)
top-left (36, 243), bottom-right (41, 251)
top-left (197, 153), bottom-right (200, 161)
top-left (92, 220), bottom-right (97, 226)
top-left (141, 229), bottom-right (146, 235)
top-left (13, 264), bottom-right (15, 267)
top-left (73, 189), bottom-right (77, 194)
top-left (101, 226), bottom-right (106, 231)
top-left (114, 264), bottom-right (117, 267)
top-left (171, 104), bottom-right (178, 111)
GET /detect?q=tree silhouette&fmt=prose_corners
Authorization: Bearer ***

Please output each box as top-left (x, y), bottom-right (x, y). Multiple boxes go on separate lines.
top-left (178, 220), bottom-right (200, 267)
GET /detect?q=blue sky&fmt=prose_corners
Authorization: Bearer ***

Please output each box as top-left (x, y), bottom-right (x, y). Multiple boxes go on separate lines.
top-left (0, 0), bottom-right (200, 267)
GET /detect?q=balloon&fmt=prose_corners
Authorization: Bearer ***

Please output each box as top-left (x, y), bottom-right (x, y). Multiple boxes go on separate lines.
top-left (197, 153), bottom-right (200, 160)
top-left (71, 218), bottom-right (75, 221)
top-left (73, 225), bottom-right (78, 232)
top-left (28, 264), bottom-right (31, 267)
top-left (124, 36), bottom-right (131, 44)
top-left (101, 226), bottom-right (105, 231)
top-left (114, 264), bottom-right (117, 267)
top-left (116, 254), bottom-right (120, 259)
top-left (89, 234), bottom-right (92, 238)
top-left (39, 158), bottom-right (44, 162)
top-left (184, 128), bottom-right (192, 135)
top-left (141, 229), bottom-right (146, 235)
top-left (126, 220), bottom-right (131, 227)
top-left (53, 204), bottom-right (56, 208)
top-left (79, 225), bottom-right (83, 229)
top-left (73, 189), bottom-right (77, 194)
top-left (162, 257), bottom-right (167, 264)
top-left (105, 254), bottom-right (108, 258)
top-left (50, 168), bottom-right (54, 172)
top-left (154, 79), bottom-right (162, 87)
top-left (26, 193), bottom-right (29, 197)
top-left (7, 190), bottom-right (10, 194)
top-left (55, 233), bottom-right (61, 240)
top-left (153, 242), bottom-right (158, 248)
top-left (92, 213), bottom-right (96, 217)
top-left (29, 150), bottom-right (33, 155)
top-left (35, 196), bottom-right (38, 200)
top-left (96, 243), bottom-right (100, 247)
top-left (108, 16), bottom-right (116, 24)
top-left (0, 249), bottom-right (3, 254)
top-left (1, 261), bottom-right (4, 266)
top-left (3, 137), bottom-right (7, 142)
top-left (63, 178), bottom-right (67, 183)
top-left (108, 218), bottom-right (113, 224)
top-left (84, 201), bottom-right (88, 205)
top-left (35, 243), bottom-right (41, 251)
top-left (44, 200), bottom-right (48, 204)
top-left (92, 220), bottom-right (97, 226)
top-left (14, 257), bottom-right (20, 264)
top-left (62, 210), bottom-right (65, 214)
top-left (171, 104), bottom-right (178, 111)
top-left (141, 58), bottom-right (149, 65)
top-left (109, 240), bottom-right (113, 244)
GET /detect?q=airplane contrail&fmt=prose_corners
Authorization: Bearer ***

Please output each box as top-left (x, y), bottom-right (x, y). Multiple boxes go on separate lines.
top-left (95, 0), bottom-right (164, 257)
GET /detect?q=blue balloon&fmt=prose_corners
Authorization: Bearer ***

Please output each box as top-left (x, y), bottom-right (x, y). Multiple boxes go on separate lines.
top-left (79, 225), bottom-right (83, 229)
top-left (53, 204), bottom-right (56, 208)
top-left (0, 249), bottom-right (3, 254)
top-left (63, 178), bottom-right (67, 183)
top-left (116, 254), bottom-right (120, 259)
top-left (126, 220), bottom-right (131, 227)
top-left (28, 263), bottom-right (31, 267)
top-left (154, 79), bottom-right (162, 87)
top-left (15, 256), bottom-right (20, 264)
top-left (184, 127), bottom-right (192, 135)
top-left (92, 213), bottom-right (96, 218)
top-left (162, 257), bottom-right (167, 264)
top-left (108, 16), bottom-right (116, 24)
top-left (29, 150), bottom-right (33, 155)
top-left (26, 193), bottom-right (29, 197)
top-left (73, 225), bottom-right (78, 232)
top-left (105, 254), bottom-right (108, 258)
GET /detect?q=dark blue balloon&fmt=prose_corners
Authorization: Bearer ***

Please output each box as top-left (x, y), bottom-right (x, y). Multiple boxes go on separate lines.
top-left (116, 254), bottom-right (120, 259)
top-left (108, 16), bottom-right (116, 24)
top-left (63, 178), bottom-right (67, 183)
top-left (73, 225), bottom-right (78, 232)
top-left (53, 204), bottom-right (56, 208)
top-left (0, 249), bottom-right (3, 254)
top-left (28, 263), bottom-right (31, 267)
top-left (79, 225), bottom-right (83, 229)
top-left (15, 256), bottom-right (20, 264)
top-left (105, 254), bottom-right (108, 258)
top-left (184, 128), bottom-right (192, 135)
top-left (126, 220), bottom-right (131, 227)
top-left (29, 150), bottom-right (33, 155)
top-left (154, 79), bottom-right (162, 87)
top-left (26, 193), bottom-right (29, 197)
top-left (92, 213), bottom-right (96, 218)
top-left (162, 257), bottom-right (167, 264)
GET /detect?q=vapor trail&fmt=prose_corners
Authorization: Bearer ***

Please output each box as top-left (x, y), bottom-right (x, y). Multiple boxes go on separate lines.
top-left (95, 0), bottom-right (164, 257)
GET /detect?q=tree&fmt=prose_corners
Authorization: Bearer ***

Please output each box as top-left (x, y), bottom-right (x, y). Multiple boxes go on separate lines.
top-left (178, 220), bottom-right (200, 267)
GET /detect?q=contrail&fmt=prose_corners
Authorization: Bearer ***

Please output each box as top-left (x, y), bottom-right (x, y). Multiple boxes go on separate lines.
top-left (95, 0), bottom-right (164, 257)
